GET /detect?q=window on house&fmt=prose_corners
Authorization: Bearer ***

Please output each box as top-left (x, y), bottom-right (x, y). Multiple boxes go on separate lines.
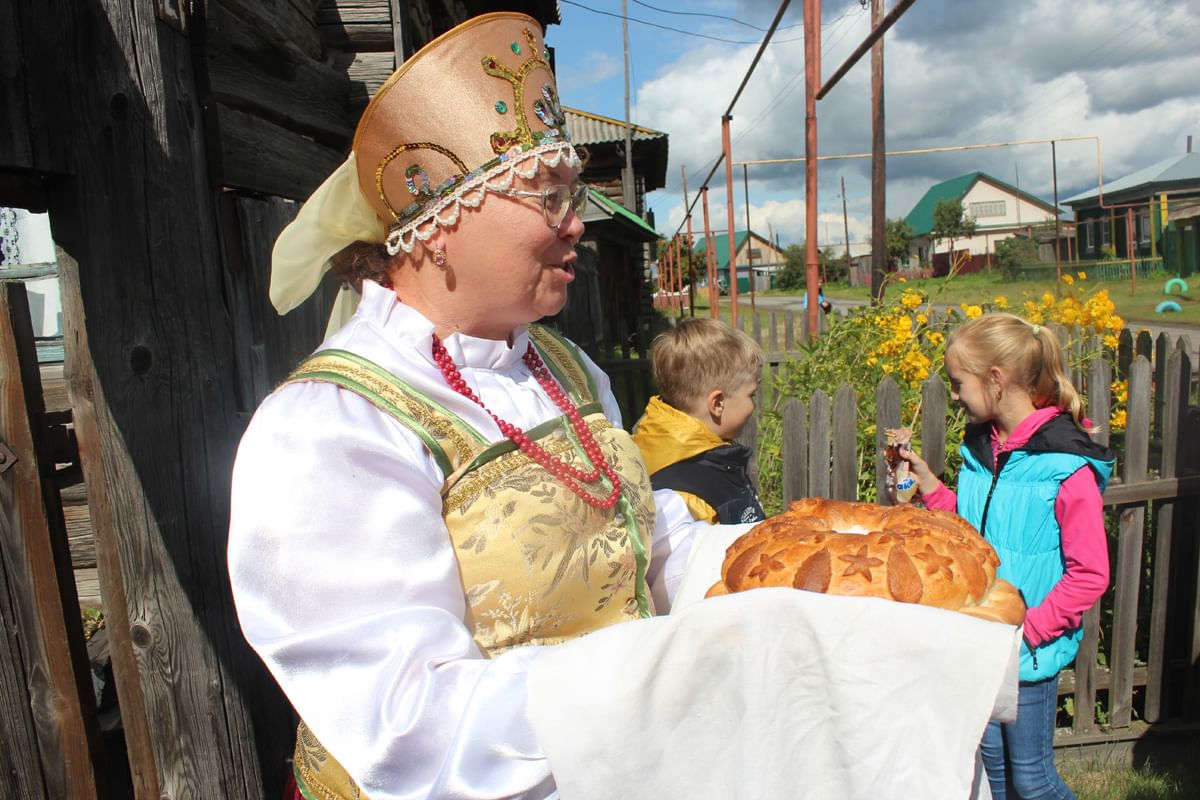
top-left (1137, 212), bottom-right (1150, 244)
top-left (968, 200), bottom-right (1006, 218)
top-left (1079, 222), bottom-right (1090, 253)
top-left (1100, 219), bottom-right (1111, 248)
top-left (748, 248), bottom-right (762, 260)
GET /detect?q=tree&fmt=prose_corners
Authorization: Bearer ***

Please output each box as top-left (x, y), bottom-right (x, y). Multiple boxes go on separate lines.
top-left (776, 243), bottom-right (807, 290)
top-left (885, 218), bottom-right (914, 267)
top-left (993, 235), bottom-right (1040, 281)
top-left (930, 198), bottom-right (976, 273)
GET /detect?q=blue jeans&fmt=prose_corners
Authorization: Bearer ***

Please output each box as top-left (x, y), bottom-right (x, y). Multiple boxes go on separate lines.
top-left (980, 675), bottom-right (1075, 799)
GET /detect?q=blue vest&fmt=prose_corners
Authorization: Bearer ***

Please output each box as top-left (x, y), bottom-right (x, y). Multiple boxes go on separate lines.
top-left (957, 415), bottom-right (1113, 682)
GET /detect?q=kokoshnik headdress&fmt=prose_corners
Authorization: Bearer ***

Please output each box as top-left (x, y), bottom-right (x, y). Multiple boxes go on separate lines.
top-left (269, 12), bottom-right (579, 332)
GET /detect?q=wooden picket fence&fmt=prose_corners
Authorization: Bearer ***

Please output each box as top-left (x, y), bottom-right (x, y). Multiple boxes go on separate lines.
top-left (734, 326), bottom-right (1200, 754)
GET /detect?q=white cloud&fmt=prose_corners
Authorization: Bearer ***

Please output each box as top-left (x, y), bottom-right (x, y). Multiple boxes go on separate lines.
top-left (558, 50), bottom-right (624, 94)
top-left (629, 0), bottom-right (1200, 240)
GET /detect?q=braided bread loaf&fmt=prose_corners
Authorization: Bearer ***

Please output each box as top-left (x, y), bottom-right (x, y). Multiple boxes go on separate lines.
top-left (706, 498), bottom-right (1025, 625)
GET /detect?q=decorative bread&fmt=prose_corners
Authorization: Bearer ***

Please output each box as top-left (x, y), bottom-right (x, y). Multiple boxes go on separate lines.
top-left (705, 498), bottom-right (1025, 625)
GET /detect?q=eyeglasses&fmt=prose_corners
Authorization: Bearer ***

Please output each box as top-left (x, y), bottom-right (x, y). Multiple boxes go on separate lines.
top-left (491, 183), bottom-right (589, 227)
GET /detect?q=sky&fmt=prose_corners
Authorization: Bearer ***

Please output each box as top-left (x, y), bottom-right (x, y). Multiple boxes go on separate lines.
top-left (547, 0), bottom-right (1200, 247)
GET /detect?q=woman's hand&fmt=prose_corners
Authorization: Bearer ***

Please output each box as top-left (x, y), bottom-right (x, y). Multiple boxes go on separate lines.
top-left (897, 449), bottom-right (941, 496)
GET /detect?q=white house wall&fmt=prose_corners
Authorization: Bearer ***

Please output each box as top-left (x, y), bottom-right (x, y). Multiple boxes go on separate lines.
top-left (929, 180), bottom-right (1057, 256)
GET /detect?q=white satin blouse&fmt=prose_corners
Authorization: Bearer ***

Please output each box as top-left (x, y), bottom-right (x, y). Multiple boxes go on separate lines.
top-left (227, 281), bottom-right (706, 799)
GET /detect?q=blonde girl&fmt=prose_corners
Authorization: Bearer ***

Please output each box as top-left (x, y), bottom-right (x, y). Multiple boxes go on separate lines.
top-left (901, 313), bottom-right (1114, 800)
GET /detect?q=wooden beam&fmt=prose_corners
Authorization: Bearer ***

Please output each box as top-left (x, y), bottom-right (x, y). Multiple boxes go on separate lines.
top-left (0, 282), bottom-right (105, 798)
top-left (215, 103), bottom-right (345, 200)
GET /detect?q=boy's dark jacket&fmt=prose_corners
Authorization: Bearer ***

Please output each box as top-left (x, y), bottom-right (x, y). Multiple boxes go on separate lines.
top-left (632, 396), bottom-right (766, 525)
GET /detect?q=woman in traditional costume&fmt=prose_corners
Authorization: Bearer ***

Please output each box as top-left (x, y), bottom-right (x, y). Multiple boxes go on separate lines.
top-left (228, 13), bottom-right (1020, 800)
top-left (228, 13), bottom-right (716, 799)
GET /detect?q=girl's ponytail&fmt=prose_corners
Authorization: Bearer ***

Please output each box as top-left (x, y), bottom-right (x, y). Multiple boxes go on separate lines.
top-left (1029, 324), bottom-right (1095, 433)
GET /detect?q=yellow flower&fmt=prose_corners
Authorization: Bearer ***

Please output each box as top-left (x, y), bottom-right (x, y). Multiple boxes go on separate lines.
top-left (1077, 271), bottom-right (1087, 281)
top-left (901, 289), bottom-right (923, 309)
top-left (1062, 274), bottom-right (1075, 285)
top-left (1111, 379), bottom-right (1128, 404)
top-left (924, 330), bottom-right (945, 345)
top-left (1109, 409), bottom-right (1127, 431)
top-left (916, 313), bottom-right (929, 325)
top-left (867, 356), bottom-right (878, 366)
top-left (1103, 333), bottom-right (1119, 349)
top-left (898, 277), bottom-right (907, 283)
top-left (994, 296), bottom-right (1009, 309)
top-left (965, 304), bottom-right (983, 319)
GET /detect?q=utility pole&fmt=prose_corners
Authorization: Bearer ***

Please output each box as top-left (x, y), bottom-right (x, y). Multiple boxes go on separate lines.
top-left (744, 164), bottom-right (756, 311)
top-left (803, 0), bottom-right (821, 338)
top-left (682, 165), bottom-right (696, 315)
top-left (841, 175), bottom-right (851, 276)
top-left (870, 0), bottom-right (886, 301)
top-left (621, 0), bottom-right (635, 211)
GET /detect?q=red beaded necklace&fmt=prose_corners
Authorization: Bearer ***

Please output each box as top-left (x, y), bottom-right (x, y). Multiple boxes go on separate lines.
top-left (431, 334), bottom-right (622, 510)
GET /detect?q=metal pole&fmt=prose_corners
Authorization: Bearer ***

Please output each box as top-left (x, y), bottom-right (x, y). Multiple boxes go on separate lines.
top-left (702, 187), bottom-right (718, 317)
top-left (841, 175), bottom-right (851, 281)
top-left (621, 0), bottom-right (635, 211)
top-left (817, 0), bottom-right (917, 100)
top-left (682, 165), bottom-right (696, 315)
top-left (804, 0), bottom-right (821, 338)
top-left (870, 0), bottom-right (886, 302)
top-left (1126, 208), bottom-right (1137, 295)
top-left (744, 164), bottom-right (757, 311)
top-left (1052, 140), bottom-right (1062, 295)
top-left (722, 115), bottom-right (740, 327)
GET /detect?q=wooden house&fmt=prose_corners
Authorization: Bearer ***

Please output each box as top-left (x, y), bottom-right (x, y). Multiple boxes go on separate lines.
top-left (0, 2), bottom-right (587, 798)
top-left (1064, 150), bottom-right (1200, 275)
top-left (694, 230), bottom-right (787, 293)
top-left (904, 171), bottom-right (1061, 274)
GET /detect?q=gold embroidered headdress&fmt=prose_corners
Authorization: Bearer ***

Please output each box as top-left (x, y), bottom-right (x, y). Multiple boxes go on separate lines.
top-left (270, 12), bottom-right (578, 329)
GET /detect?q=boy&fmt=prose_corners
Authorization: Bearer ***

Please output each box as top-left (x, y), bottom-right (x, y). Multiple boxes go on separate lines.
top-left (633, 317), bottom-right (766, 524)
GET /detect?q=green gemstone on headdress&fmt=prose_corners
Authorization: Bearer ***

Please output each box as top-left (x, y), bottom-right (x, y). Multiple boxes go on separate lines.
top-left (511, 41), bottom-right (521, 54)
top-left (543, 48), bottom-right (550, 60)
top-left (495, 100), bottom-right (508, 114)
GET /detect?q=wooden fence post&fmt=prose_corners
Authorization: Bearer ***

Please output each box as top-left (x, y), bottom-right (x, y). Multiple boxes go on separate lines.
top-left (1109, 355), bottom-right (1151, 727)
top-left (1144, 344), bottom-right (1189, 722)
top-left (783, 312), bottom-right (795, 351)
top-left (767, 311), bottom-right (778, 353)
top-left (831, 385), bottom-right (857, 500)
top-left (808, 391), bottom-right (831, 498)
top-left (781, 398), bottom-right (808, 504)
top-left (1073, 357), bottom-right (1111, 734)
top-left (874, 378), bottom-right (901, 504)
top-left (920, 376), bottom-right (947, 479)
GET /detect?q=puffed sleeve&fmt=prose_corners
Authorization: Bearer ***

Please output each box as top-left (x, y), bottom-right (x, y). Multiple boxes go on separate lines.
top-left (228, 381), bottom-right (555, 800)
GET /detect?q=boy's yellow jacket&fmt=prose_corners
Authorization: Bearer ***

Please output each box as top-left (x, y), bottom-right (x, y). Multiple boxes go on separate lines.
top-left (631, 396), bottom-right (724, 523)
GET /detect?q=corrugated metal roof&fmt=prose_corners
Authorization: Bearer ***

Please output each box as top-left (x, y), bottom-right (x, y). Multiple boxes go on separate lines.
top-left (564, 107), bottom-right (667, 146)
top-left (904, 171), bottom-right (1056, 236)
top-left (1064, 152), bottom-right (1200, 205)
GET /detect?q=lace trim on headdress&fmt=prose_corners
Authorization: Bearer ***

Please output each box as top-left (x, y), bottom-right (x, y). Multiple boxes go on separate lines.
top-left (384, 140), bottom-right (580, 256)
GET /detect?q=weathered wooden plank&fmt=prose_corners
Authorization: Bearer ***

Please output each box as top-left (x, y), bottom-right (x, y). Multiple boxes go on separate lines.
top-left (830, 385), bottom-right (856, 501)
top-left (207, 0), bottom-right (353, 147)
top-left (752, 312), bottom-right (763, 348)
top-left (767, 311), bottom-right (778, 353)
top-left (1075, 357), bottom-right (1110, 735)
top-left (318, 0), bottom-right (397, 50)
top-left (1153, 333), bottom-right (1169, 444)
top-left (1109, 356), bottom-right (1150, 728)
top-left (781, 398), bottom-right (807, 504)
top-left (0, 283), bottom-right (103, 798)
top-left (1144, 347), bottom-right (1188, 723)
top-left (74, 568), bottom-right (102, 611)
top-left (0, 0), bottom-right (35, 172)
top-left (920, 375), bottom-right (946, 478)
top-left (65, 502), bottom-right (95, 569)
top-left (783, 311), bottom-right (794, 350)
top-left (215, 103), bottom-right (345, 201)
top-left (32, 0), bottom-right (298, 788)
top-left (1117, 329), bottom-right (1132, 379)
top-left (217, 0), bottom-right (325, 60)
top-left (874, 378), bottom-right (901, 505)
top-left (1101, 475), bottom-right (1200, 506)
top-left (333, 50), bottom-right (395, 110)
top-left (38, 363), bottom-right (69, 414)
top-left (808, 391), bottom-right (831, 498)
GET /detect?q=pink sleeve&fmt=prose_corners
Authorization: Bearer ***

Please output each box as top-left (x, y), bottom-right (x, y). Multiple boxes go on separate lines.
top-left (1022, 467), bottom-right (1110, 647)
top-left (919, 482), bottom-right (957, 512)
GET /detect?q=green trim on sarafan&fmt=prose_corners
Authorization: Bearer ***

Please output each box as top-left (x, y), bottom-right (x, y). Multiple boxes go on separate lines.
top-left (528, 324), bottom-right (598, 405)
top-left (283, 349), bottom-right (488, 477)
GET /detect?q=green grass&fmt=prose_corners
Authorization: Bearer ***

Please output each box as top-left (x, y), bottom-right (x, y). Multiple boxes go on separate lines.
top-left (1061, 750), bottom-right (1200, 800)
top-left (808, 271), bottom-right (1200, 326)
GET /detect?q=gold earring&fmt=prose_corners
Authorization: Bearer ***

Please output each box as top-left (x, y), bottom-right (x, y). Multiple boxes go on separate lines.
top-left (433, 249), bottom-right (448, 270)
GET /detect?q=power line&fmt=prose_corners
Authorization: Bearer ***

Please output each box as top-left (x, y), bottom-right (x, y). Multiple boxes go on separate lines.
top-left (561, 0), bottom-right (806, 44)
top-left (629, 0), bottom-right (804, 32)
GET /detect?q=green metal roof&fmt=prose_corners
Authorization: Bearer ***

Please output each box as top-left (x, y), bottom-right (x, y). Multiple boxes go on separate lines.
top-left (693, 230), bottom-right (751, 271)
top-left (904, 171), bottom-right (1057, 236)
top-left (587, 188), bottom-right (660, 239)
